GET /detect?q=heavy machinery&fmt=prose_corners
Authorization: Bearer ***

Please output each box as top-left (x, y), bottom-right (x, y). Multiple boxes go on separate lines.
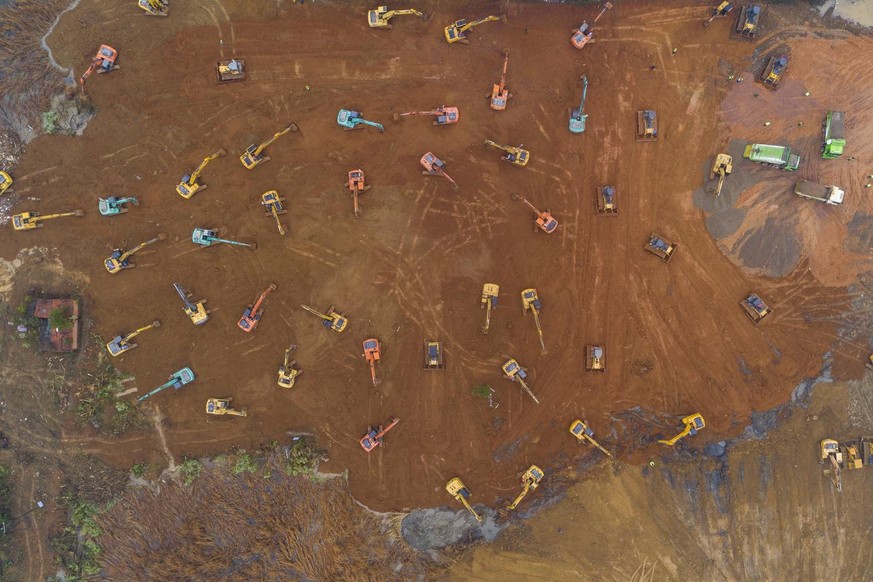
top-left (238, 283), bottom-right (277, 332)
top-left (444, 14), bottom-right (503, 45)
top-left (740, 292), bottom-right (771, 324)
top-left (0, 171), bottom-right (12, 195)
top-left (300, 304), bottom-right (349, 333)
top-left (860, 436), bottom-right (873, 465)
top-left (733, 5), bottom-right (761, 38)
top-left (138, 0), bottom-right (168, 17)
top-left (636, 110), bottom-right (658, 141)
top-left (206, 398), bottom-right (247, 417)
top-left (511, 194), bottom-right (557, 233)
top-left (278, 346), bottom-right (303, 388)
top-left (367, 6), bottom-right (427, 29)
top-left (445, 477), bottom-right (483, 522)
top-left (192, 228), bottom-right (257, 249)
top-left (704, 1), bottom-right (733, 27)
top-left (480, 283), bottom-right (499, 334)
top-left (363, 338), bottom-right (382, 386)
top-left (98, 196), bottom-right (138, 216)
top-left (760, 55), bottom-right (788, 89)
top-left (568, 76), bottom-right (589, 134)
top-left (502, 358), bottom-right (539, 404)
top-left (12, 209), bottom-right (83, 231)
top-left (347, 169), bottom-right (371, 218)
top-left (597, 186), bottom-right (618, 215)
top-left (521, 288), bottom-right (546, 354)
top-left (137, 367), bottom-right (195, 402)
top-left (80, 45), bottom-right (120, 93)
top-left (489, 52), bottom-right (512, 111)
top-left (420, 152), bottom-right (458, 190)
top-left (337, 109), bottom-right (384, 132)
top-left (822, 110), bottom-right (846, 159)
top-left (585, 345), bottom-right (605, 372)
top-left (177, 148), bottom-right (226, 199)
top-left (261, 191), bottom-right (287, 235)
top-left (820, 439), bottom-right (843, 492)
top-left (843, 441), bottom-right (863, 470)
top-left (507, 465), bottom-right (544, 510)
top-left (658, 413), bottom-right (705, 446)
top-left (571, 2), bottom-right (612, 49)
top-left (484, 140), bottom-right (530, 167)
top-left (173, 282), bottom-right (209, 325)
top-left (710, 154), bottom-right (733, 197)
top-left (240, 123), bottom-right (299, 169)
top-left (743, 143), bottom-right (800, 171)
top-left (644, 233), bottom-right (677, 263)
top-left (394, 106), bottom-right (459, 126)
top-left (106, 320), bottom-right (161, 357)
top-left (360, 416), bottom-right (400, 451)
top-left (217, 59), bottom-right (245, 83)
top-left (794, 180), bottom-right (845, 204)
top-left (104, 233), bottom-right (166, 273)
top-left (569, 420), bottom-right (613, 457)
top-left (424, 341), bottom-right (444, 369)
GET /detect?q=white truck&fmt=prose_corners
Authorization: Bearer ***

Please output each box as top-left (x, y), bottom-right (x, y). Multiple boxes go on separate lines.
top-left (794, 180), bottom-right (844, 206)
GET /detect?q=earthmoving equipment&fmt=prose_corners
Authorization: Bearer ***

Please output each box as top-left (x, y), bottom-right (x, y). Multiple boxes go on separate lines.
top-left (867, 355), bottom-right (873, 372)
top-left (489, 52), bottom-right (512, 111)
top-left (206, 398), bottom-right (247, 417)
top-left (300, 304), bottom-right (349, 333)
top-left (861, 437), bottom-right (873, 465)
top-left (569, 76), bottom-right (589, 134)
top-left (137, 367), bottom-right (195, 402)
top-left (795, 180), bottom-right (844, 205)
top-left (644, 233), bottom-right (677, 262)
top-left (820, 438), bottom-right (843, 492)
top-left (507, 465), bottom-right (544, 510)
top-left (173, 282), bottom-right (209, 325)
top-left (217, 59), bottom-right (245, 83)
top-left (569, 420), bottom-right (613, 457)
top-left (636, 110), bottom-right (658, 141)
top-left (658, 413), bottom-right (705, 446)
top-left (521, 289), bottom-right (546, 354)
top-left (177, 148), bottom-right (226, 199)
top-left (759, 55), bottom-right (788, 89)
top-left (571, 2), bottom-right (612, 49)
top-left (822, 111), bottom-right (846, 159)
top-left (446, 477), bottom-right (483, 522)
top-left (80, 44), bottom-right (119, 93)
top-left (444, 14), bottom-right (503, 45)
top-left (104, 233), bottom-right (166, 273)
top-left (367, 6), bottom-right (427, 28)
top-left (277, 346), bottom-right (303, 388)
top-left (0, 171), bottom-right (12, 195)
top-left (192, 228), bottom-right (256, 249)
top-left (843, 441), bottom-right (863, 470)
top-left (421, 152), bottom-right (458, 190)
top-left (238, 283), bottom-right (277, 332)
top-left (484, 140), bottom-right (530, 167)
top-left (502, 358), bottom-right (539, 404)
top-left (337, 109), bottom-right (384, 132)
top-left (261, 191), bottom-right (287, 235)
top-left (347, 169), bottom-right (371, 218)
top-left (511, 194), bottom-right (557, 233)
top-left (360, 416), bottom-right (399, 451)
top-left (733, 5), bottom-right (761, 38)
top-left (106, 319), bottom-right (160, 357)
top-left (424, 341), bottom-right (444, 369)
top-left (363, 338), bottom-right (382, 386)
top-left (597, 186), bottom-right (618, 215)
top-left (12, 210), bottom-right (83, 231)
top-left (480, 283), bottom-right (499, 334)
top-left (240, 123), bottom-right (299, 169)
top-left (704, 1), bottom-right (733, 27)
top-left (138, 0), bottom-right (168, 17)
top-left (585, 345), bottom-right (605, 372)
top-left (710, 154), bottom-right (733, 197)
top-left (98, 196), bottom-right (138, 216)
top-left (394, 106), bottom-right (459, 126)
top-left (740, 292), bottom-right (771, 324)
top-left (743, 143), bottom-right (800, 171)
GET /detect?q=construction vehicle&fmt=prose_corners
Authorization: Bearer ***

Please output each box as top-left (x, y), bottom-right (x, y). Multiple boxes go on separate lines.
top-left (177, 148), bottom-right (226, 199)
top-left (367, 6), bottom-right (427, 28)
top-left (511, 194), bottom-right (557, 233)
top-left (240, 123), bottom-right (299, 169)
top-left (710, 154), bottom-right (733, 197)
top-left (0, 171), bottom-right (12, 196)
top-left (743, 143), bottom-right (800, 171)
top-left (98, 196), bottom-right (138, 216)
top-left (740, 292), bottom-right (771, 324)
top-left (446, 477), bottom-right (483, 522)
top-left (585, 345), bottom-right (605, 372)
top-left (277, 346), bottom-right (303, 388)
top-left (360, 417), bottom-right (399, 451)
top-left (217, 59), bottom-right (245, 83)
top-left (480, 283), bottom-right (499, 334)
top-left (80, 44), bottom-right (119, 93)
top-left (363, 338), bottom-right (382, 386)
top-left (571, 2), bottom-right (612, 49)
top-left (238, 283), bottom-right (277, 332)
top-left (489, 52), bottom-right (512, 111)
top-left (138, 0), bottom-right (168, 16)
top-left (420, 152), bottom-right (458, 190)
top-left (106, 320), bottom-right (161, 357)
top-left (104, 233), bottom-right (166, 273)
top-left (484, 140), bottom-right (530, 167)
top-left (795, 180), bottom-right (844, 206)
top-left (300, 304), bottom-right (349, 333)
top-left (733, 5), bottom-right (761, 38)
top-left (843, 441), bottom-right (863, 470)
top-left (759, 55), bottom-right (788, 89)
top-left (644, 233), bottom-right (677, 263)
top-left (860, 437), bottom-right (873, 465)
top-left (569, 420), bottom-right (613, 457)
top-left (206, 398), bottom-right (247, 417)
top-left (424, 341), bottom-right (444, 369)
top-left (658, 413), bottom-right (705, 446)
top-left (822, 111), bottom-right (846, 159)
top-left (821, 439), bottom-right (843, 492)
top-left (394, 106), bottom-right (459, 126)
top-left (192, 228), bottom-right (257, 250)
top-left (568, 76), bottom-right (589, 134)
top-left (347, 169), bottom-right (371, 218)
top-left (502, 358), bottom-right (539, 404)
top-left (173, 282), bottom-right (209, 325)
top-left (261, 191), bottom-right (287, 235)
top-left (704, 1), bottom-right (733, 27)
top-left (137, 367), bottom-right (195, 402)
top-left (337, 109), bottom-right (384, 132)
top-left (507, 465), bottom-right (544, 510)
top-left (12, 210), bottom-right (83, 231)
top-left (636, 110), bottom-right (658, 141)
top-left (521, 289), bottom-right (546, 354)
top-left (444, 14), bottom-right (503, 45)
top-left (597, 186), bottom-right (618, 215)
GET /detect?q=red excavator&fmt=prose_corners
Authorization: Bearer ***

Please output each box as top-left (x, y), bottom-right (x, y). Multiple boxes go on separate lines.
top-left (362, 338), bottom-right (382, 386)
top-left (421, 152), bottom-right (458, 190)
top-left (511, 194), bottom-right (558, 233)
top-left (395, 106), bottom-right (459, 126)
top-left (360, 416), bottom-right (400, 452)
top-left (80, 44), bottom-right (120, 93)
top-left (489, 52), bottom-right (512, 111)
top-left (237, 283), bottom-right (277, 332)
top-left (347, 169), bottom-right (371, 218)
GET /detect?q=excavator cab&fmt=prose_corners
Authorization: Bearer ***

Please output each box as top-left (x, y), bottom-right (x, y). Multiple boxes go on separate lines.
top-left (138, 0), bottom-right (168, 17)
top-left (0, 171), bottom-right (12, 195)
top-left (261, 191), bottom-right (287, 235)
top-left (206, 398), bottom-right (247, 417)
top-left (597, 186), bottom-right (618, 215)
top-left (12, 210), bottom-right (84, 231)
top-left (444, 15), bottom-right (503, 44)
top-left (424, 341), bottom-right (444, 369)
top-left (446, 477), bottom-right (483, 522)
top-left (586, 345), bottom-right (605, 372)
top-left (217, 59), bottom-right (246, 83)
top-left (367, 6), bottom-right (427, 29)
top-left (238, 283), bottom-right (277, 332)
top-left (659, 413), bottom-right (705, 446)
top-left (484, 140), bottom-right (530, 167)
top-left (363, 338), bottom-right (382, 386)
top-left (489, 52), bottom-right (511, 111)
top-left (644, 233), bottom-right (677, 262)
top-left (507, 465), bottom-right (544, 510)
top-left (106, 319), bottom-right (161, 357)
top-left (360, 416), bottom-right (400, 451)
top-left (740, 292), bottom-right (771, 324)
top-left (480, 283), bottom-right (499, 334)
top-left (80, 45), bottom-right (119, 92)
top-left (278, 346), bottom-right (303, 388)
top-left (99, 196), bottom-right (138, 216)
top-left (569, 420), bottom-right (613, 457)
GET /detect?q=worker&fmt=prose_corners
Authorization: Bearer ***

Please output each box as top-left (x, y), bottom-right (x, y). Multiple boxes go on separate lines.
top-left (649, 64), bottom-right (657, 71)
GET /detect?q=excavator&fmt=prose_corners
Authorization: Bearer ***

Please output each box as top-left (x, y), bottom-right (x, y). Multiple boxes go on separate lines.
top-left (636, 110), bottom-right (658, 141)
top-left (104, 233), bottom-right (166, 273)
top-left (421, 152), bottom-right (458, 190)
top-left (394, 106), bottom-right (459, 126)
top-left (733, 4), bottom-right (761, 39)
top-left (760, 55), bottom-right (788, 89)
top-left (424, 341), bottom-right (444, 369)
top-left (709, 154), bottom-right (732, 197)
top-left (261, 191), bottom-right (287, 235)
top-left (192, 228), bottom-right (257, 249)
top-left (484, 140), bottom-right (530, 167)
top-left (137, 367), bottom-right (195, 402)
top-left (480, 283), bottom-right (499, 334)
top-left (571, 2), bottom-right (612, 49)
top-left (240, 123), bottom-right (299, 169)
top-left (347, 169), bottom-right (371, 218)
top-left (217, 59), bottom-right (245, 83)
top-left (511, 194), bottom-right (557, 233)
top-left (597, 186), bottom-right (618, 215)
top-left (445, 477), bottom-right (483, 522)
top-left (367, 6), bottom-right (427, 29)
top-left (206, 398), bottom-right (247, 417)
top-left (740, 292), bottom-right (771, 324)
top-left (337, 109), bottom-right (384, 132)
top-left (12, 209), bottom-right (83, 231)
top-left (363, 338), bottom-right (382, 386)
top-left (137, 0), bottom-right (168, 17)
top-left (489, 52), bottom-right (512, 111)
top-left (173, 282), bottom-right (209, 325)
top-left (277, 345), bottom-right (303, 388)
top-left (507, 465), bottom-right (544, 510)
top-left (521, 288), bottom-right (546, 354)
top-left (644, 233), bottom-right (677, 263)
top-left (80, 44), bottom-right (120, 93)
top-left (300, 304), bottom-right (349, 333)
top-left (0, 171), bottom-right (12, 195)
top-left (568, 76), bottom-right (589, 134)
top-left (585, 345), bottom-right (605, 372)
top-left (704, 1), bottom-right (733, 27)
top-left (502, 358), bottom-right (540, 404)
top-left (659, 413), bottom-right (705, 446)
top-left (99, 196), bottom-right (138, 216)
top-left (177, 148), bottom-right (226, 199)
top-left (360, 416), bottom-right (400, 451)
top-left (444, 14), bottom-right (503, 44)
top-left (238, 283), bottom-right (277, 332)
top-left (106, 319), bottom-right (161, 357)
top-left (820, 438), bottom-right (843, 492)
top-left (569, 420), bottom-right (613, 457)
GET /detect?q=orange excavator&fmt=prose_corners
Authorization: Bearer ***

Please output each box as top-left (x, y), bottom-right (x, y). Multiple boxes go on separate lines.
top-left (347, 169), bottom-right (371, 218)
top-left (511, 194), bottom-right (557, 233)
top-left (362, 338), bottom-right (382, 386)
top-left (421, 152), bottom-right (458, 190)
top-left (489, 52), bottom-right (512, 111)
top-left (394, 106), bottom-right (459, 126)
top-left (571, 2), bottom-right (613, 49)
top-left (80, 45), bottom-right (120, 93)
top-left (237, 283), bottom-right (277, 332)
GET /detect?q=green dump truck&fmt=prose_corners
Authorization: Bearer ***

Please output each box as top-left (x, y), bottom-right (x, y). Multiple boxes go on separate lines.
top-left (822, 110), bottom-right (846, 159)
top-left (743, 143), bottom-right (800, 171)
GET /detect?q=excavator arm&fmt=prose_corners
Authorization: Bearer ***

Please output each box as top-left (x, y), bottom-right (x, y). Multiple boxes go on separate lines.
top-left (252, 124), bottom-right (298, 157)
top-left (123, 320), bottom-right (161, 343)
top-left (530, 308), bottom-right (546, 353)
top-left (462, 15), bottom-right (501, 32)
top-left (117, 236), bottom-right (159, 263)
top-left (508, 482), bottom-right (531, 510)
top-left (385, 9), bottom-right (423, 19)
top-left (184, 149), bottom-right (226, 186)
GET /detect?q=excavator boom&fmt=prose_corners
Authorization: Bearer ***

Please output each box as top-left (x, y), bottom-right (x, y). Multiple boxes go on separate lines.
top-left (301, 304), bottom-right (331, 322)
top-left (186, 148), bottom-right (226, 186)
top-left (118, 234), bottom-right (164, 263)
top-left (530, 308), bottom-right (546, 353)
top-left (256, 125), bottom-right (297, 156)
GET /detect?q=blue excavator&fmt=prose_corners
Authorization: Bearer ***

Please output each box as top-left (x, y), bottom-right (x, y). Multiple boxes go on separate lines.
top-left (137, 367), bottom-right (195, 402)
top-left (337, 109), bottom-right (384, 132)
top-left (568, 76), bottom-right (589, 134)
top-left (173, 282), bottom-right (209, 325)
top-left (99, 196), bottom-right (138, 216)
top-left (192, 228), bottom-right (257, 249)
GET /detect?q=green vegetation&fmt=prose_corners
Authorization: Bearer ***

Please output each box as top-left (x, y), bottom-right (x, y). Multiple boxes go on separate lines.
top-left (130, 464), bottom-right (146, 479)
top-left (232, 453), bottom-right (258, 476)
top-left (42, 110), bottom-right (60, 134)
top-left (50, 493), bottom-right (103, 581)
top-left (472, 384), bottom-right (493, 399)
top-left (283, 442), bottom-right (322, 478)
top-left (12, 295), bottom-right (40, 349)
top-left (48, 306), bottom-right (73, 330)
top-left (76, 346), bottom-right (139, 435)
top-left (179, 459), bottom-right (202, 486)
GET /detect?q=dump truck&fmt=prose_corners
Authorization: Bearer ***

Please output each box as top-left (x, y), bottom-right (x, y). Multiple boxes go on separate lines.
top-left (794, 180), bottom-right (844, 206)
top-left (743, 143), bottom-right (800, 171)
top-left (822, 111), bottom-right (846, 159)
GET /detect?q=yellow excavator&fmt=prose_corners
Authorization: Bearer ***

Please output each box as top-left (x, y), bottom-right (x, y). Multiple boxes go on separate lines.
top-left (106, 319), bottom-right (161, 357)
top-left (300, 304), bottom-right (349, 333)
top-left (444, 14), bottom-right (504, 44)
top-left (278, 345), bottom-right (303, 388)
top-left (206, 398), bottom-right (248, 417)
top-left (0, 171), bottom-right (12, 195)
top-left (569, 420), bottom-right (613, 457)
top-left (507, 465), bottom-right (544, 510)
top-left (368, 6), bottom-right (427, 28)
top-left (445, 477), bottom-right (483, 522)
top-left (480, 283), bottom-right (499, 334)
top-left (137, 0), bottom-right (168, 17)
top-left (104, 233), bottom-right (167, 274)
top-left (240, 123), bottom-right (299, 170)
top-left (261, 191), bottom-right (287, 235)
top-left (820, 439), bottom-right (842, 492)
top-left (177, 148), bottom-right (226, 199)
top-left (710, 153), bottom-right (732, 197)
top-left (521, 288), bottom-right (546, 354)
top-left (502, 358), bottom-right (539, 404)
top-left (12, 209), bottom-right (83, 231)
top-left (484, 140), bottom-right (530, 167)
top-left (658, 413), bottom-right (705, 446)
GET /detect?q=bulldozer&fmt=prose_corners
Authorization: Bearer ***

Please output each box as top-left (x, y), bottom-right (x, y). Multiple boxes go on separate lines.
top-left (238, 283), bottom-right (277, 332)
top-left (363, 338), bottom-right (382, 386)
top-left (659, 413), bottom-right (705, 446)
top-left (585, 345), bottom-right (605, 372)
top-left (80, 44), bottom-right (119, 93)
top-left (507, 465), bottom-right (544, 510)
top-left (760, 55), bottom-right (788, 90)
top-left (206, 398), bottom-right (247, 417)
top-left (137, 367), bottom-right (195, 402)
top-left (521, 288), bottom-right (546, 354)
top-left (106, 319), bottom-right (161, 357)
top-left (261, 191), bottom-right (287, 235)
top-left (444, 14), bottom-right (504, 45)
top-left (278, 346), bottom-right (303, 388)
top-left (337, 109), bottom-right (384, 132)
top-left (0, 171), bottom-right (13, 196)
top-left (740, 292), bottom-right (771, 324)
top-left (709, 154), bottom-right (732, 197)
top-left (484, 140), bottom-right (530, 167)
top-left (137, 0), bottom-right (168, 17)
top-left (104, 233), bottom-right (166, 273)
top-left (177, 148), bottom-right (226, 199)
top-left (644, 233), bottom-right (677, 262)
top-left (12, 209), bottom-right (83, 231)
top-left (421, 152), bottom-right (458, 190)
top-left (300, 304), bottom-right (349, 333)
top-left (636, 110), bottom-right (658, 141)
top-left (569, 76), bottom-right (589, 134)
top-left (240, 123), bottom-right (299, 169)
top-left (489, 52), bottom-right (512, 111)
top-left (217, 59), bottom-right (245, 83)
top-left (511, 194), bottom-right (557, 233)
top-left (704, 1), bottom-right (733, 27)
top-left (480, 283), bottom-right (499, 334)
top-left (733, 5), bottom-right (761, 39)
top-left (192, 228), bottom-right (257, 250)
top-left (99, 196), bottom-right (138, 216)
top-left (446, 477), bottom-right (483, 522)
top-left (173, 282), bottom-right (209, 325)
top-left (368, 6), bottom-right (427, 28)
top-left (502, 358), bottom-right (540, 404)
top-left (424, 341), bottom-right (444, 369)
top-left (394, 106), bottom-right (459, 126)
top-left (569, 420), bottom-right (613, 457)
top-left (597, 186), bottom-right (618, 215)
top-left (571, 2), bottom-right (612, 49)
top-left (347, 169), bottom-right (371, 218)
top-left (821, 438), bottom-right (843, 492)
top-left (360, 417), bottom-right (400, 451)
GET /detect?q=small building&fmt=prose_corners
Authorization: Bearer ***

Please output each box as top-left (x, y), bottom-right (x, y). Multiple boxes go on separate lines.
top-left (30, 298), bottom-right (79, 352)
